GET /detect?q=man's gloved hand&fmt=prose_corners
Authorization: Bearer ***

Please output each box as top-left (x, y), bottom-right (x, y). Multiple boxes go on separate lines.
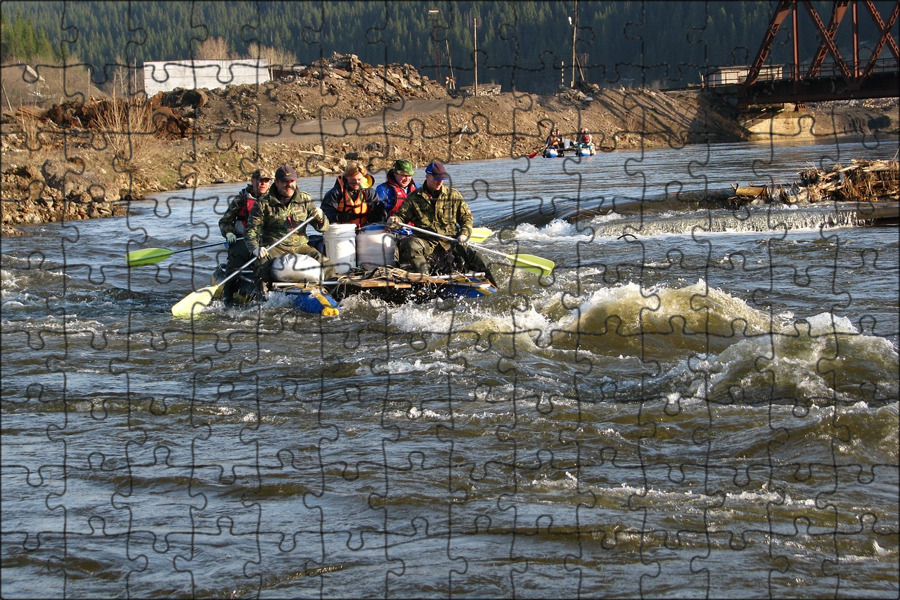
top-left (312, 207), bottom-right (325, 222)
top-left (225, 232), bottom-right (237, 245)
top-left (456, 232), bottom-right (470, 247)
top-left (387, 216), bottom-right (402, 229)
top-left (253, 247), bottom-right (269, 261)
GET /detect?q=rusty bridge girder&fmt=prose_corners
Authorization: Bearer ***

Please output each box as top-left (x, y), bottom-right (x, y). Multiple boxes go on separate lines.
top-left (738, 0), bottom-right (900, 107)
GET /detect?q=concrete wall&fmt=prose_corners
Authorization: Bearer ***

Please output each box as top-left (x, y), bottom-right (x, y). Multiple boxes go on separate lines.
top-left (705, 65), bottom-right (787, 86)
top-left (143, 60), bottom-right (269, 95)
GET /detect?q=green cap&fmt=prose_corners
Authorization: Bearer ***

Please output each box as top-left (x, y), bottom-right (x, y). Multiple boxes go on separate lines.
top-left (392, 160), bottom-right (415, 176)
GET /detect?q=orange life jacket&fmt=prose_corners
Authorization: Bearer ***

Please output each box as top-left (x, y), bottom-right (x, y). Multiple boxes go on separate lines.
top-left (334, 178), bottom-right (369, 227)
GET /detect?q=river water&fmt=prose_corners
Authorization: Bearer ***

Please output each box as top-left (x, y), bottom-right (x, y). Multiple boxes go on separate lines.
top-left (3, 138), bottom-right (898, 598)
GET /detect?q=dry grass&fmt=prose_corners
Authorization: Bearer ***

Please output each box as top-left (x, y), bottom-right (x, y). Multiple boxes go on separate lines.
top-left (93, 92), bottom-right (164, 180)
top-left (14, 112), bottom-right (42, 150)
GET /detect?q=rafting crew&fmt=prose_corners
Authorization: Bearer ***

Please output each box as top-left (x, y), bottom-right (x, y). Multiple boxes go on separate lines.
top-left (245, 165), bottom-right (335, 291)
top-left (321, 161), bottom-right (386, 227)
top-left (218, 168), bottom-right (272, 303)
top-left (578, 127), bottom-right (595, 154)
top-left (375, 159), bottom-right (418, 217)
top-left (579, 127), bottom-right (592, 146)
top-left (387, 160), bottom-right (497, 286)
top-left (545, 128), bottom-right (563, 151)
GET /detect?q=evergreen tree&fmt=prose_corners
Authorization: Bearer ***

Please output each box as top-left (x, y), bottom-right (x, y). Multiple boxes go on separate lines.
top-left (0, 9), bottom-right (56, 62)
top-left (2, 1), bottom-right (894, 94)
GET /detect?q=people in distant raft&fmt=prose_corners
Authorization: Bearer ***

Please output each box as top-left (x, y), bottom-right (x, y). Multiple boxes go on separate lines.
top-left (245, 165), bottom-right (335, 287)
top-left (387, 160), bottom-right (497, 285)
top-left (545, 127), bottom-right (563, 150)
top-left (579, 127), bottom-right (593, 146)
top-left (375, 159), bottom-right (417, 217)
top-left (218, 168), bottom-right (272, 302)
top-left (321, 161), bottom-right (385, 228)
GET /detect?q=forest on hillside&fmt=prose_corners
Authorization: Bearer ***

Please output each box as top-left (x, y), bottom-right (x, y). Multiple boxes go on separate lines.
top-left (2, 1), bottom-right (896, 95)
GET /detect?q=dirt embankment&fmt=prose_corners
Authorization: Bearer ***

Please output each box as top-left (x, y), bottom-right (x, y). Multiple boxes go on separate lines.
top-left (2, 52), bottom-right (897, 236)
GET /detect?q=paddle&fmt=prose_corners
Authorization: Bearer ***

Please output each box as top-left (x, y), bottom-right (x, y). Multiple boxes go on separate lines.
top-left (171, 216), bottom-right (316, 318)
top-left (127, 239), bottom-right (241, 268)
top-left (469, 227), bottom-right (493, 243)
top-left (402, 224), bottom-right (554, 277)
top-left (388, 224), bottom-right (491, 243)
top-left (528, 147), bottom-right (546, 159)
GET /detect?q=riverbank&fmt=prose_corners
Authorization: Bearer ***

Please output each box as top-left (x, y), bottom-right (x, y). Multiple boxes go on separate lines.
top-left (2, 54), bottom-right (898, 236)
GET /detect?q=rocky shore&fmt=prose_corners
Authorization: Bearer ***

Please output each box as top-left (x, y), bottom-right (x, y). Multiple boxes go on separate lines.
top-left (2, 53), bottom-right (898, 236)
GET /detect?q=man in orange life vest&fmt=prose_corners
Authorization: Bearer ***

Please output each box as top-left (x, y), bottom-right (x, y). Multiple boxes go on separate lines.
top-left (375, 159), bottom-right (417, 217)
top-left (218, 168), bottom-right (272, 302)
top-left (321, 161), bottom-right (386, 228)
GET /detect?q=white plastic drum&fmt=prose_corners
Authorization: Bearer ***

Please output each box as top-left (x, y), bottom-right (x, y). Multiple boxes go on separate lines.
top-left (356, 224), bottom-right (396, 269)
top-left (271, 253), bottom-right (324, 283)
top-left (323, 223), bottom-right (357, 274)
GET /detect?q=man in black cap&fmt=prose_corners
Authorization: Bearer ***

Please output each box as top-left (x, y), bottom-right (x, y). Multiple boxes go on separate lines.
top-left (245, 165), bottom-right (335, 290)
top-left (387, 160), bottom-right (496, 284)
top-left (218, 168), bottom-right (273, 303)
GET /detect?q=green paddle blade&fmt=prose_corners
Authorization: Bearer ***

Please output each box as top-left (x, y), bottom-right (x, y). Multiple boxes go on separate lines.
top-left (127, 247), bottom-right (174, 267)
top-left (504, 253), bottom-right (554, 277)
top-left (469, 227), bottom-right (493, 243)
top-left (171, 285), bottom-right (220, 318)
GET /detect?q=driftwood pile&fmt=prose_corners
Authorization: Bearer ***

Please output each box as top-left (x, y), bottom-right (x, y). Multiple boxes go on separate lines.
top-left (731, 158), bottom-right (899, 206)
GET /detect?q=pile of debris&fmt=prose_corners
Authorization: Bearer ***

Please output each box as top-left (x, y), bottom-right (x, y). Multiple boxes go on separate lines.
top-left (729, 158), bottom-right (899, 206)
top-left (6, 52), bottom-right (448, 140)
top-left (12, 93), bottom-right (196, 139)
top-left (274, 52), bottom-right (448, 101)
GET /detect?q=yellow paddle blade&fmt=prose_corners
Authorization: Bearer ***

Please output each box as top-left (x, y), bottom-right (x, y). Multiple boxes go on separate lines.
top-left (469, 227), bottom-right (493, 243)
top-left (171, 285), bottom-right (220, 318)
top-left (505, 253), bottom-right (554, 277)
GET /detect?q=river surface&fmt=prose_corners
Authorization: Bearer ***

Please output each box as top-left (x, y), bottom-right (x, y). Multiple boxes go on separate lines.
top-left (3, 138), bottom-right (899, 598)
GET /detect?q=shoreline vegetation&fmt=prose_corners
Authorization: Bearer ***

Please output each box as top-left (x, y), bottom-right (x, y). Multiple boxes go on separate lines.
top-left (2, 53), bottom-right (898, 237)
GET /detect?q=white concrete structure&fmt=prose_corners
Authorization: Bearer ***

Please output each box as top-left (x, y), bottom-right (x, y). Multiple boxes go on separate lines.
top-left (142, 59), bottom-right (269, 95)
top-left (704, 65), bottom-right (787, 87)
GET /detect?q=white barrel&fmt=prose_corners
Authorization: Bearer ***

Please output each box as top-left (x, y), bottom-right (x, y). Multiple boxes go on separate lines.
top-left (271, 253), bottom-right (324, 283)
top-left (323, 223), bottom-right (357, 274)
top-left (356, 224), bottom-right (396, 269)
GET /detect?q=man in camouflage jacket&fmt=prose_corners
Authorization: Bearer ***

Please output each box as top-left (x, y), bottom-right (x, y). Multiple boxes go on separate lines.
top-left (246, 165), bottom-right (335, 283)
top-left (389, 161), bottom-right (496, 285)
top-left (218, 168), bottom-right (272, 301)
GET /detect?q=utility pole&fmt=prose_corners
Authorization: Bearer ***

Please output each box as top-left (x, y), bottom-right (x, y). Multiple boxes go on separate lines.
top-left (473, 15), bottom-right (478, 96)
top-left (446, 38), bottom-right (455, 88)
top-left (428, 9), bottom-right (442, 82)
top-left (569, 0), bottom-right (578, 87)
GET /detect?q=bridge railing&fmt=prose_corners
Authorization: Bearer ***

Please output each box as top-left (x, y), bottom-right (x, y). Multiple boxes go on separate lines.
top-left (705, 57), bottom-right (899, 87)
